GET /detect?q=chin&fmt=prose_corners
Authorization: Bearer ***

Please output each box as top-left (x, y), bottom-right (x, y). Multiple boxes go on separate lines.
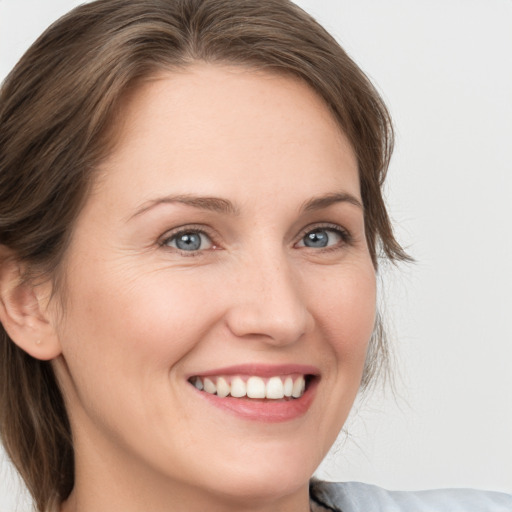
top-left (201, 465), bottom-right (313, 506)
top-left (191, 442), bottom-right (318, 503)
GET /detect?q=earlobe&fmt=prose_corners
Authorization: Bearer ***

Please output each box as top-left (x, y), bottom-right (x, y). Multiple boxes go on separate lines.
top-left (0, 249), bottom-right (62, 360)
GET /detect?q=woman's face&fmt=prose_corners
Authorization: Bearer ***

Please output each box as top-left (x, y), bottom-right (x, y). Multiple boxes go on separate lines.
top-left (52, 64), bottom-right (376, 508)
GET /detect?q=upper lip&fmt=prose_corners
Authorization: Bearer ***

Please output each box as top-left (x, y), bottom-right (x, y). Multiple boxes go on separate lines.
top-left (187, 363), bottom-right (320, 379)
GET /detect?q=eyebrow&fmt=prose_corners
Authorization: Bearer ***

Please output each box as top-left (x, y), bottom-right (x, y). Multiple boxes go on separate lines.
top-left (301, 192), bottom-right (363, 212)
top-left (130, 191), bottom-right (362, 220)
top-left (130, 194), bottom-right (240, 219)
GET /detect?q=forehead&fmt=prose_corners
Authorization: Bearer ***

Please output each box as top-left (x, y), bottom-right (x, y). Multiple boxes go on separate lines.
top-left (92, 63), bottom-right (360, 208)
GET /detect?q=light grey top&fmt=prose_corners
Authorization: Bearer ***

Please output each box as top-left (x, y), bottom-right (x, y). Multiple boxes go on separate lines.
top-left (45, 480), bottom-right (512, 512)
top-left (310, 480), bottom-right (512, 512)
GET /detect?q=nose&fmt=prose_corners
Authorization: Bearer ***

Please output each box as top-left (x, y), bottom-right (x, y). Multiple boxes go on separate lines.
top-left (224, 252), bottom-right (313, 346)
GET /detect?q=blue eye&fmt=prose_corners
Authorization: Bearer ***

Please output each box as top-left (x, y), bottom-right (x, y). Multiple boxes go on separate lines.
top-left (299, 228), bottom-right (344, 248)
top-left (164, 231), bottom-right (213, 252)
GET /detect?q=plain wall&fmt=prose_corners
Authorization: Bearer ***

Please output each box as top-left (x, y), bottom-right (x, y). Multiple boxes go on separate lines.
top-left (1, 1), bottom-right (511, 510)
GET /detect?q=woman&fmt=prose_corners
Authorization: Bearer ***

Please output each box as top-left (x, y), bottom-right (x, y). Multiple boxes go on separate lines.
top-left (0, 1), bottom-right (510, 511)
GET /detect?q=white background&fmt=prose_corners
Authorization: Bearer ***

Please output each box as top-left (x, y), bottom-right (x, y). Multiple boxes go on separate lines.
top-left (1, 0), bottom-right (511, 510)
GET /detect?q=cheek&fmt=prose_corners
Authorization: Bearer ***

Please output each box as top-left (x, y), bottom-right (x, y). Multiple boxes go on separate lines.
top-left (60, 268), bottom-right (219, 371)
top-left (311, 262), bottom-right (376, 363)
top-left (52, 265), bottom-right (224, 446)
top-left (302, 262), bottom-right (376, 453)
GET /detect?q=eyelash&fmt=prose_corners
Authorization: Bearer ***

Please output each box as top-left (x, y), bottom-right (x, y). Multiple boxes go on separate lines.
top-left (158, 223), bottom-right (352, 256)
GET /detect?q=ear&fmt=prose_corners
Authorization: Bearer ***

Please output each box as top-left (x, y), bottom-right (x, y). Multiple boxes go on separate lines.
top-left (0, 248), bottom-right (62, 360)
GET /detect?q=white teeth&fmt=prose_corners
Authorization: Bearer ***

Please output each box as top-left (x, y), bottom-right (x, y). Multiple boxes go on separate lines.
top-left (284, 377), bottom-right (293, 397)
top-left (291, 375), bottom-right (305, 398)
top-left (203, 377), bottom-right (216, 394)
top-left (216, 377), bottom-right (230, 398)
top-left (230, 376), bottom-right (246, 398)
top-left (192, 374), bottom-right (308, 399)
top-left (266, 376), bottom-right (284, 399)
top-left (246, 376), bottom-right (266, 398)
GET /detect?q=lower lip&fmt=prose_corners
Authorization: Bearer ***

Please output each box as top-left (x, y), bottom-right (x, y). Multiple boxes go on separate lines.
top-left (193, 378), bottom-right (318, 423)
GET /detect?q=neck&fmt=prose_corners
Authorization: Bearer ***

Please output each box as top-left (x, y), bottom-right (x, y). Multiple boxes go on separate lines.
top-left (61, 481), bottom-right (312, 512)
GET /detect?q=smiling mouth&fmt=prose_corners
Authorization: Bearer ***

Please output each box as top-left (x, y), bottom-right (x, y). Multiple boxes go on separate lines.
top-left (188, 374), bottom-right (313, 400)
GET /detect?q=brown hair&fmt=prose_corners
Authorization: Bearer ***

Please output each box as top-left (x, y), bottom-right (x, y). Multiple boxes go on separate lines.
top-left (0, 0), bottom-right (409, 510)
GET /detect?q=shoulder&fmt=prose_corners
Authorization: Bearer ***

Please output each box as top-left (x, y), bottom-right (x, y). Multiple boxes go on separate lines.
top-left (310, 479), bottom-right (512, 512)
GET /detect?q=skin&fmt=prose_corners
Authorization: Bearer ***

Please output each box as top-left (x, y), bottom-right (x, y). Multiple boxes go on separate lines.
top-left (42, 64), bottom-right (376, 512)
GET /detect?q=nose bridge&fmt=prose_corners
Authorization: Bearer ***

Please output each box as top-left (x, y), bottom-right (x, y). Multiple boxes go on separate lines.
top-left (226, 246), bottom-right (311, 345)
